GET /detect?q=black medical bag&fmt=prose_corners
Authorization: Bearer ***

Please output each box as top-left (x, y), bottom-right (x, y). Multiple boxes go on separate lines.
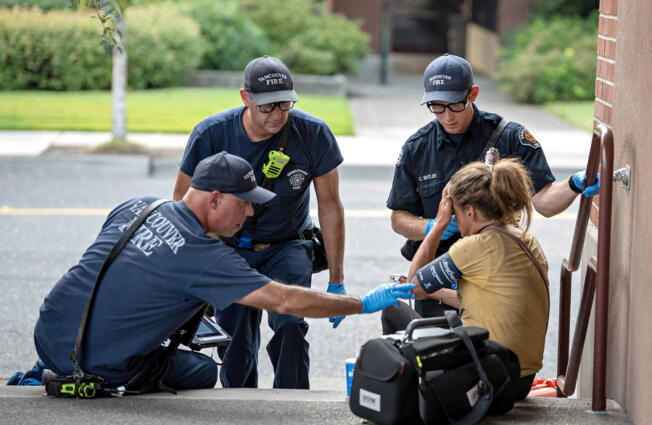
top-left (349, 311), bottom-right (520, 425)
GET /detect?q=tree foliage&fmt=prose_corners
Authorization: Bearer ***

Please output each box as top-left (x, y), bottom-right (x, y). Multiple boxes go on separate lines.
top-left (495, 13), bottom-right (598, 104)
top-left (246, 0), bottom-right (369, 75)
top-left (532, 0), bottom-right (599, 19)
top-left (184, 0), bottom-right (272, 71)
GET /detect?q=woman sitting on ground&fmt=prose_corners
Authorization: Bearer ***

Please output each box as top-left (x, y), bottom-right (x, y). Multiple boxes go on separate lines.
top-left (382, 158), bottom-right (550, 400)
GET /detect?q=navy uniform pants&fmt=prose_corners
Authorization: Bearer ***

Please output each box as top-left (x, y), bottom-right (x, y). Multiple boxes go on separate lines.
top-left (217, 239), bottom-right (313, 389)
top-left (152, 349), bottom-right (218, 390)
top-left (36, 347), bottom-right (218, 391)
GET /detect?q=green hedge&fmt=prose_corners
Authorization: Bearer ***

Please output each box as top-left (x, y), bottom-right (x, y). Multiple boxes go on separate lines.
top-left (0, 5), bottom-right (202, 90)
top-left (495, 13), bottom-right (598, 104)
top-left (0, 7), bottom-right (111, 90)
top-left (126, 5), bottom-right (203, 89)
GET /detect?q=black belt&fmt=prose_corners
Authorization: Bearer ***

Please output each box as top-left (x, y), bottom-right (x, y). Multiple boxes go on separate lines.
top-left (221, 227), bottom-right (314, 251)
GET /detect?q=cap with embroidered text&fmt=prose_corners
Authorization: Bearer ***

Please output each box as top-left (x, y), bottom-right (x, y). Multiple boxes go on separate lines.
top-left (243, 55), bottom-right (299, 105)
top-left (191, 152), bottom-right (276, 203)
top-left (421, 54), bottom-right (474, 105)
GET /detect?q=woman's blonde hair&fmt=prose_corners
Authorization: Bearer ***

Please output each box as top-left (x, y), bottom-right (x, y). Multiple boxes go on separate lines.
top-left (447, 158), bottom-right (534, 230)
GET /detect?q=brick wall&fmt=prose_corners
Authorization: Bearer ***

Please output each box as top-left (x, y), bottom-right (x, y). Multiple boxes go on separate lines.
top-left (591, 0), bottom-right (618, 225)
top-left (496, 0), bottom-right (536, 36)
top-left (325, 0), bottom-right (385, 53)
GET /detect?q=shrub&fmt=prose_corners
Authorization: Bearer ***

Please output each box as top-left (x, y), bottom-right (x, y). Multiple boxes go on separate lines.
top-left (126, 4), bottom-right (203, 88)
top-left (532, 0), bottom-right (599, 19)
top-left (0, 4), bottom-right (203, 90)
top-left (285, 13), bottom-right (370, 75)
top-left (495, 13), bottom-right (597, 104)
top-left (0, 7), bottom-right (112, 90)
top-left (247, 0), bottom-right (369, 75)
top-left (184, 0), bottom-right (273, 71)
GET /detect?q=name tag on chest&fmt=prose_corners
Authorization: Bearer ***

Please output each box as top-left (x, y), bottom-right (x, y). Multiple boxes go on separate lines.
top-left (417, 172), bottom-right (443, 182)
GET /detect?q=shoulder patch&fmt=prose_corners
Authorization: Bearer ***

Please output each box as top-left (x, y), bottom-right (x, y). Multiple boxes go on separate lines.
top-left (518, 127), bottom-right (541, 149)
top-left (395, 150), bottom-right (403, 167)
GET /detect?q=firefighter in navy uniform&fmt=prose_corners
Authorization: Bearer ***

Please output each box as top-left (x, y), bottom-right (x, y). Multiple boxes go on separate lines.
top-left (172, 56), bottom-right (346, 390)
top-left (387, 54), bottom-right (600, 317)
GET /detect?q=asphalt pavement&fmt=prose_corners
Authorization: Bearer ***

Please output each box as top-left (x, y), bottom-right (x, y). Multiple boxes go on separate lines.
top-left (0, 69), bottom-right (621, 424)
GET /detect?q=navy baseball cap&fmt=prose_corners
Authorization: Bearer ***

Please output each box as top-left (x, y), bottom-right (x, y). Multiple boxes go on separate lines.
top-left (421, 54), bottom-right (474, 105)
top-left (191, 152), bottom-right (276, 204)
top-left (243, 55), bottom-right (299, 105)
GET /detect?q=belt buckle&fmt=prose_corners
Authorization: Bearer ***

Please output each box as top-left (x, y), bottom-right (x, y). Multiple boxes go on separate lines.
top-left (253, 243), bottom-right (271, 252)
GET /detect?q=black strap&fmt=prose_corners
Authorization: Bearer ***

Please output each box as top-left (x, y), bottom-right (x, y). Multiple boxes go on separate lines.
top-left (261, 111), bottom-right (292, 191)
top-left (402, 119), bottom-right (510, 257)
top-left (448, 311), bottom-right (493, 425)
top-left (244, 112), bottom-right (292, 230)
top-left (403, 311), bottom-right (493, 425)
top-left (70, 199), bottom-right (169, 377)
top-left (482, 225), bottom-right (551, 334)
top-left (478, 118), bottom-right (509, 162)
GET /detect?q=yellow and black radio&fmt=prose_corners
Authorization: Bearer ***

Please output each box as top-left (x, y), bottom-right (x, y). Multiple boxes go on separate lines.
top-left (262, 150), bottom-right (290, 179)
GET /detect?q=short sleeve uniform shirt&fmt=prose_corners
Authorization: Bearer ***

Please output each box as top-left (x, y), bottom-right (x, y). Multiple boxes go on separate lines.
top-left (387, 104), bottom-right (555, 219)
top-left (34, 197), bottom-right (271, 384)
top-left (179, 107), bottom-right (343, 242)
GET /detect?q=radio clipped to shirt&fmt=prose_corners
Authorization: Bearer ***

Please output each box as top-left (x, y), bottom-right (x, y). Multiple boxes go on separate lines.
top-left (262, 150), bottom-right (290, 179)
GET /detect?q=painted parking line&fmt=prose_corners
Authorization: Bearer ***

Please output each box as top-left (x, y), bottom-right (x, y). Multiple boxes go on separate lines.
top-left (0, 206), bottom-right (577, 220)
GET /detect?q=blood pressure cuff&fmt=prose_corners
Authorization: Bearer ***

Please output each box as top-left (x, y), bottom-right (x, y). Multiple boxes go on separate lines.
top-left (415, 252), bottom-right (462, 294)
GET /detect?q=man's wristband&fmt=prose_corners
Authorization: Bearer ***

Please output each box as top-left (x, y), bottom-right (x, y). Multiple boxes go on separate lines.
top-left (568, 175), bottom-right (582, 194)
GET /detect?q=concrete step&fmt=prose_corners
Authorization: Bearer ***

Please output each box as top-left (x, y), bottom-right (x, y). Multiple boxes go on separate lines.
top-left (0, 385), bottom-right (632, 425)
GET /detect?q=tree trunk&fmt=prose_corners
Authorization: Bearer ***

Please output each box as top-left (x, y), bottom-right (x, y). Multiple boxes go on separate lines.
top-left (111, 17), bottom-right (127, 141)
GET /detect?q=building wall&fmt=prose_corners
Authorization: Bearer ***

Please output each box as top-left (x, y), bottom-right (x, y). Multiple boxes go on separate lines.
top-left (465, 23), bottom-right (500, 75)
top-left (326, 0), bottom-right (386, 53)
top-left (606, 0), bottom-right (652, 421)
top-left (579, 0), bottom-right (652, 423)
top-left (496, 0), bottom-right (536, 36)
top-left (326, 0), bottom-right (533, 56)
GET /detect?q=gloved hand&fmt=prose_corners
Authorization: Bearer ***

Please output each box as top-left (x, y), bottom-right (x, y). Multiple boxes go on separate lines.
top-left (327, 282), bottom-right (347, 328)
top-left (360, 283), bottom-right (415, 314)
top-left (572, 171), bottom-right (601, 197)
top-left (425, 215), bottom-right (459, 240)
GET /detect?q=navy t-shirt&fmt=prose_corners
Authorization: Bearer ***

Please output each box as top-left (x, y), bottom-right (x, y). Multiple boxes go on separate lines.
top-left (179, 106), bottom-right (343, 241)
top-left (387, 105), bottom-right (555, 219)
top-left (34, 197), bottom-right (270, 384)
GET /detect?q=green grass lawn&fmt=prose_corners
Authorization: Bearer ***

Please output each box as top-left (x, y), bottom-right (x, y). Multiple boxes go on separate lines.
top-left (0, 87), bottom-right (354, 135)
top-left (542, 100), bottom-right (595, 133)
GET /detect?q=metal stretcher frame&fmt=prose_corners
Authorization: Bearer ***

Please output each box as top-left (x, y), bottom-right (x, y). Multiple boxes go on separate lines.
top-left (555, 123), bottom-right (613, 411)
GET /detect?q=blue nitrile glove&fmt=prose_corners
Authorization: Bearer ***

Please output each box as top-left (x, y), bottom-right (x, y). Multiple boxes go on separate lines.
top-left (425, 215), bottom-right (458, 240)
top-left (6, 359), bottom-right (46, 386)
top-left (572, 171), bottom-right (601, 197)
top-left (327, 282), bottom-right (347, 328)
top-left (360, 283), bottom-right (416, 314)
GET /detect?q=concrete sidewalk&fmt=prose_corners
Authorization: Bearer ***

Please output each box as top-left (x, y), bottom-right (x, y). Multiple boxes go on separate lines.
top-left (0, 72), bottom-right (592, 170)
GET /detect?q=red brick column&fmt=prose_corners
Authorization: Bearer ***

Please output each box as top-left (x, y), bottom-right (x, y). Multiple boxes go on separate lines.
top-left (591, 0), bottom-right (618, 225)
top-left (325, 0), bottom-right (384, 53)
top-left (497, 0), bottom-right (536, 36)
top-left (595, 1), bottom-right (617, 127)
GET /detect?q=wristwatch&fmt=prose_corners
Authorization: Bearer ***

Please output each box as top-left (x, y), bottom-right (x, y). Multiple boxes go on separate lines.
top-left (568, 175), bottom-right (582, 194)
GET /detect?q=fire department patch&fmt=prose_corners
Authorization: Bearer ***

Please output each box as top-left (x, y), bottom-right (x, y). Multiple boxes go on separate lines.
top-left (518, 127), bottom-right (540, 149)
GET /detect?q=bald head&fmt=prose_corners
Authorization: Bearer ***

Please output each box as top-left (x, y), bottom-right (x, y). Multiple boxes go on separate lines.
top-left (183, 187), bottom-right (254, 238)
